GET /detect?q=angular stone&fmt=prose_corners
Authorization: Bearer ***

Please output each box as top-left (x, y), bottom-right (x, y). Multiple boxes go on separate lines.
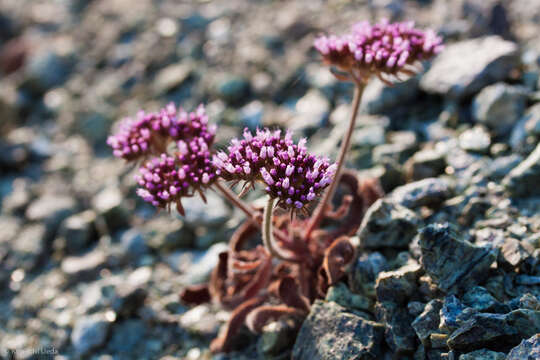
top-left (55, 210), bottom-right (97, 254)
top-left (361, 77), bottom-right (419, 114)
top-left (259, 320), bottom-right (297, 357)
top-left (524, 103), bottom-right (540, 136)
top-left (420, 36), bottom-right (519, 99)
top-left (498, 238), bottom-right (535, 272)
top-left (26, 194), bottom-right (77, 239)
top-left (358, 199), bottom-right (420, 249)
top-left (439, 295), bottom-right (467, 333)
top-left (405, 149), bottom-right (447, 181)
top-left (472, 83), bottom-right (527, 135)
top-left (292, 300), bottom-right (384, 360)
top-left (390, 178), bottom-right (452, 209)
top-left (152, 63), bottom-right (192, 95)
top-left (506, 334), bottom-right (540, 360)
top-left (459, 126), bottom-right (491, 154)
top-left (12, 224), bottom-right (47, 270)
top-left (462, 287), bottom-right (509, 313)
top-left (376, 262), bottom-right (422, 304)
top-left (379, 304), bottom-right (417, 354)
top-left (351, 252), bottom-right (388, 296)
top-left (447, 309), bottom-right (540, 351)
top-left (459, 349), bottom-right (505, 360)
top-left (412, 299), bottom-right (443, 347)
top-left (503, 143), bottom-right (540, 197)
top-left (419, 223), bottom-right (497, 293)
top-left (326, 282), bottom-right (373, 311)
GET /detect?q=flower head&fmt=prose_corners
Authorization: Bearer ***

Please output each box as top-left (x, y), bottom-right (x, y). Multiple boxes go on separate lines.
top-left (107, 104), bottom-right (216, 161)
top-left (214, 128), bottom-right (337, 210)
top-left (314, 19), bottom-right (443, 83)
top-left (135, 135), bottom-right (217, 213)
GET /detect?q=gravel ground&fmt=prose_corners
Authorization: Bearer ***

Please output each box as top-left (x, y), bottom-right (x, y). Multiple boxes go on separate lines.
top-left (1, 0), bottom-right (540, 359)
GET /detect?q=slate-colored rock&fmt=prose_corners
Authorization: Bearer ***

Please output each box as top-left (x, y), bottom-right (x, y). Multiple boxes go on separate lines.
top-left (459, 126), bottom-right (491, 154)
top-left (259, 320), bottom-right (298, 357)
top-left (439, 295), bottom-right (467, 333)
top-left (351, 252), bottom-right (388, 296)
top-left (503, 143), bottom-right (540, 197)
top-left (358, 199), bottom-right (420, 249)
top-left (361, 77), bottom-right (419, 114)
top-left (25, 194), bottom-right (77, 240)
top-left (12, 224), bottom-right (47, 271)
top-left (420, 36), bottom-right (519, 99)
top-left (523, 103), bottom-right (540, 136)
top-left (447, 309), bottom-right (540, 351)
top-left (506, 333), bottom-right (540, 360)
top-left (472, 83), bottom-right (527, 135)
top-left (419, 223), bottom-right (497, 293)
top-left (71, 313), bottom-right (111, 355)
top-left (376, 262), bottom-right (422, 305)
top-left (292, 300), bottom-right (384, 360)
top-left (462, 287), bottom-right (509, 313)
top-left (326, 282), bottom-right (373, 311)
top-left (405, 148), bottom-right (447, 181)
top-left (377, 303), bottom-right (417, 354)
top-left (411, 299), bottom-right (443, 347)
top-left (459, 349), bottom-right (505, 360)
top-left (92, 186), bottom-right (129, 231)
top-left (498, 237), bottom-right (535, 272)
top-left (390, 178), bottom-right (452, 209)
top-left (55, 210), bottom-right (97, 254)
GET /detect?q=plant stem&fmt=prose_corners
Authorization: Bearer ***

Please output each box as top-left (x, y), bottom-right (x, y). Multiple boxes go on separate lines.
top-left (213, 181), bottom-right (290, 244)
top-left (213, 181), bottom-right (258, 220)
top-left (304, 82), bottom-right (365, 240)
top-left (263, 197), bottom-right (299, 262)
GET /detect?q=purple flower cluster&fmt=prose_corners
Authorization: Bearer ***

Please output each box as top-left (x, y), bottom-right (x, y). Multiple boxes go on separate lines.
top-left (314, 19), bottom-right (443, 81)
top-left (213, 128), bottom-right (337, 210)
top-left (107, 104), bottom-right (215, 161)
top-left (135, 136), bottom-right (217, 211)
top-left (107, 103), bottom-right (218, 211)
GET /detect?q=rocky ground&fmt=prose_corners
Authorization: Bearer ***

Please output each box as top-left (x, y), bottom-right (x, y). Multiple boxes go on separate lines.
top-left (1, 0), bottom-right (540, 359)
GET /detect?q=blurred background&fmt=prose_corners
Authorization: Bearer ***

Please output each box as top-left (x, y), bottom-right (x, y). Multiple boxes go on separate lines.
top-left (1, 0), bottom-right (540, 359)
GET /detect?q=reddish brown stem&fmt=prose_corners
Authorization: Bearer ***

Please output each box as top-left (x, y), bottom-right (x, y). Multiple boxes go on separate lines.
top-left (304, 81), bottom-right (365, 240)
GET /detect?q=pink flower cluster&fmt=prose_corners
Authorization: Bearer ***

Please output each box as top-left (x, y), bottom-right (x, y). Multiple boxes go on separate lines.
top-left (108, 104), bottom-right (217, 211)
top-left (314, 19), bottom-right (443, 80)
top-left (213, 128), bottom-right (337, 210)
top-left (107, 104), bottom-right (215, 161)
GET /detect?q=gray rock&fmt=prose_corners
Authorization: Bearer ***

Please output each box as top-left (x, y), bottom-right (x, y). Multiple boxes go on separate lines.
top-left (503, 143), bottom-right (540, 197)
top-left (351, 252), bottom-right (388, 295)
top-left (71, 313), bottom-right (111, 355)
top-left (459, 349), bottom-right (505, 360)
top-left (440, 295), bottom-right (467, 333)
top-left (25, 194), bottom-right (77, 239)
top-left (420, 36), bottom-right (519, 99)
top-left (292, 300), bottom-right (384, 360)
top-left (179, 242), bottom-right (228, 285)
top-left (326, 282), bottom-right (373, 311)
top-left (291, 89), bottom-right (330, 131)
top-left (459, 126), bottom-right (491, 153)
top-left (486, 155), bottom-right (522, 179)
top-left (462, 287), bottom-right (508, 313)
top-left (358, 199), bottom-right (420, 249)
top-left (25, 49), bottom-right (72, 93)
top-left (239, 100), bottom-right (264, 130)
top-left (376, 262), bottom-right (422, 304)
top-left (498, 238), bottom-right (535, 272)
top-left (108, 319), bottom-right (146, 353)
top-left (146, 217), bottom-right (194, 251)
top-left (390, 178), bottom-right (453, 209)
top-left (216, 75), bottom-right (250, 104)
top-left (405, 148), bottom-right (447, 181)
top-left (152, 63), bottom-right (193, 95)
top-left (412, 299), bottom-right (443, 347)
top-left (181, 191), bottom-right (230, 227)
top-left (506, 333), bottom-right (540, 360)
top-left (120, 228), bottom-right (149, 260)
top-left (92, 186), bottom-right (129, 231)
top-left (361, 77), bottom-right (419, 114)
top-left (258, 320), bottom-right (297, 357)
top-left (353, 125), bottom-right (386, 147)
top-left (55, 210), bottom-right (97, 254)
top-left (61, 248), bottom-right (107, 277)
top-left (524, 103), bottom-right (540, 135)
top-left (447, 309), bottom-right (540, 351)
top-left (180, 304), bottom-right (221, 335)
top-left (377, 303), bottom-right (417, 354)
top-left (419, 223), bottom-right (497, 293)
top-left (112, 282), bottom-right (148, 319)
top-left (472, 83), bottom-right (527, 135)
top-left (12, 224), bottom-right (47, 270)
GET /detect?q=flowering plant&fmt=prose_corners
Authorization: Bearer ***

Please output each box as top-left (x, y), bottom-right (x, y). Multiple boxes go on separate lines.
top-left (108, 19), bottom-right (442, 354)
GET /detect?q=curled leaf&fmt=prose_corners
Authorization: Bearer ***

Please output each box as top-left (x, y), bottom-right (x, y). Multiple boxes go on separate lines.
top-left (278, 276), bottom-right (310, 313)
top-left (210, 295), bottom-right (267, 353)
top-left (319, 236), bottom-right (355, 294)
top-left (245, 305), bottom-right (305, 334)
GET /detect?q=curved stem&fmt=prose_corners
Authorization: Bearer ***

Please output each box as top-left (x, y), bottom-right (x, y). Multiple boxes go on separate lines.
top-left (263, 197), bottom-right (299, 262)
top-left (213, 181), bottom-right (290, 245)
top-left (304, 81), bottom-right (365, 240)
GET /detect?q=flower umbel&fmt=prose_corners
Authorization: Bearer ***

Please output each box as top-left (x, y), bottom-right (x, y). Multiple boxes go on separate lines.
top-left (214, 128), bottom-right (337, 210)
top-left (314, 19), bottom-right (443, 83)
top-left (107, 104), bottom-right (215, 161)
